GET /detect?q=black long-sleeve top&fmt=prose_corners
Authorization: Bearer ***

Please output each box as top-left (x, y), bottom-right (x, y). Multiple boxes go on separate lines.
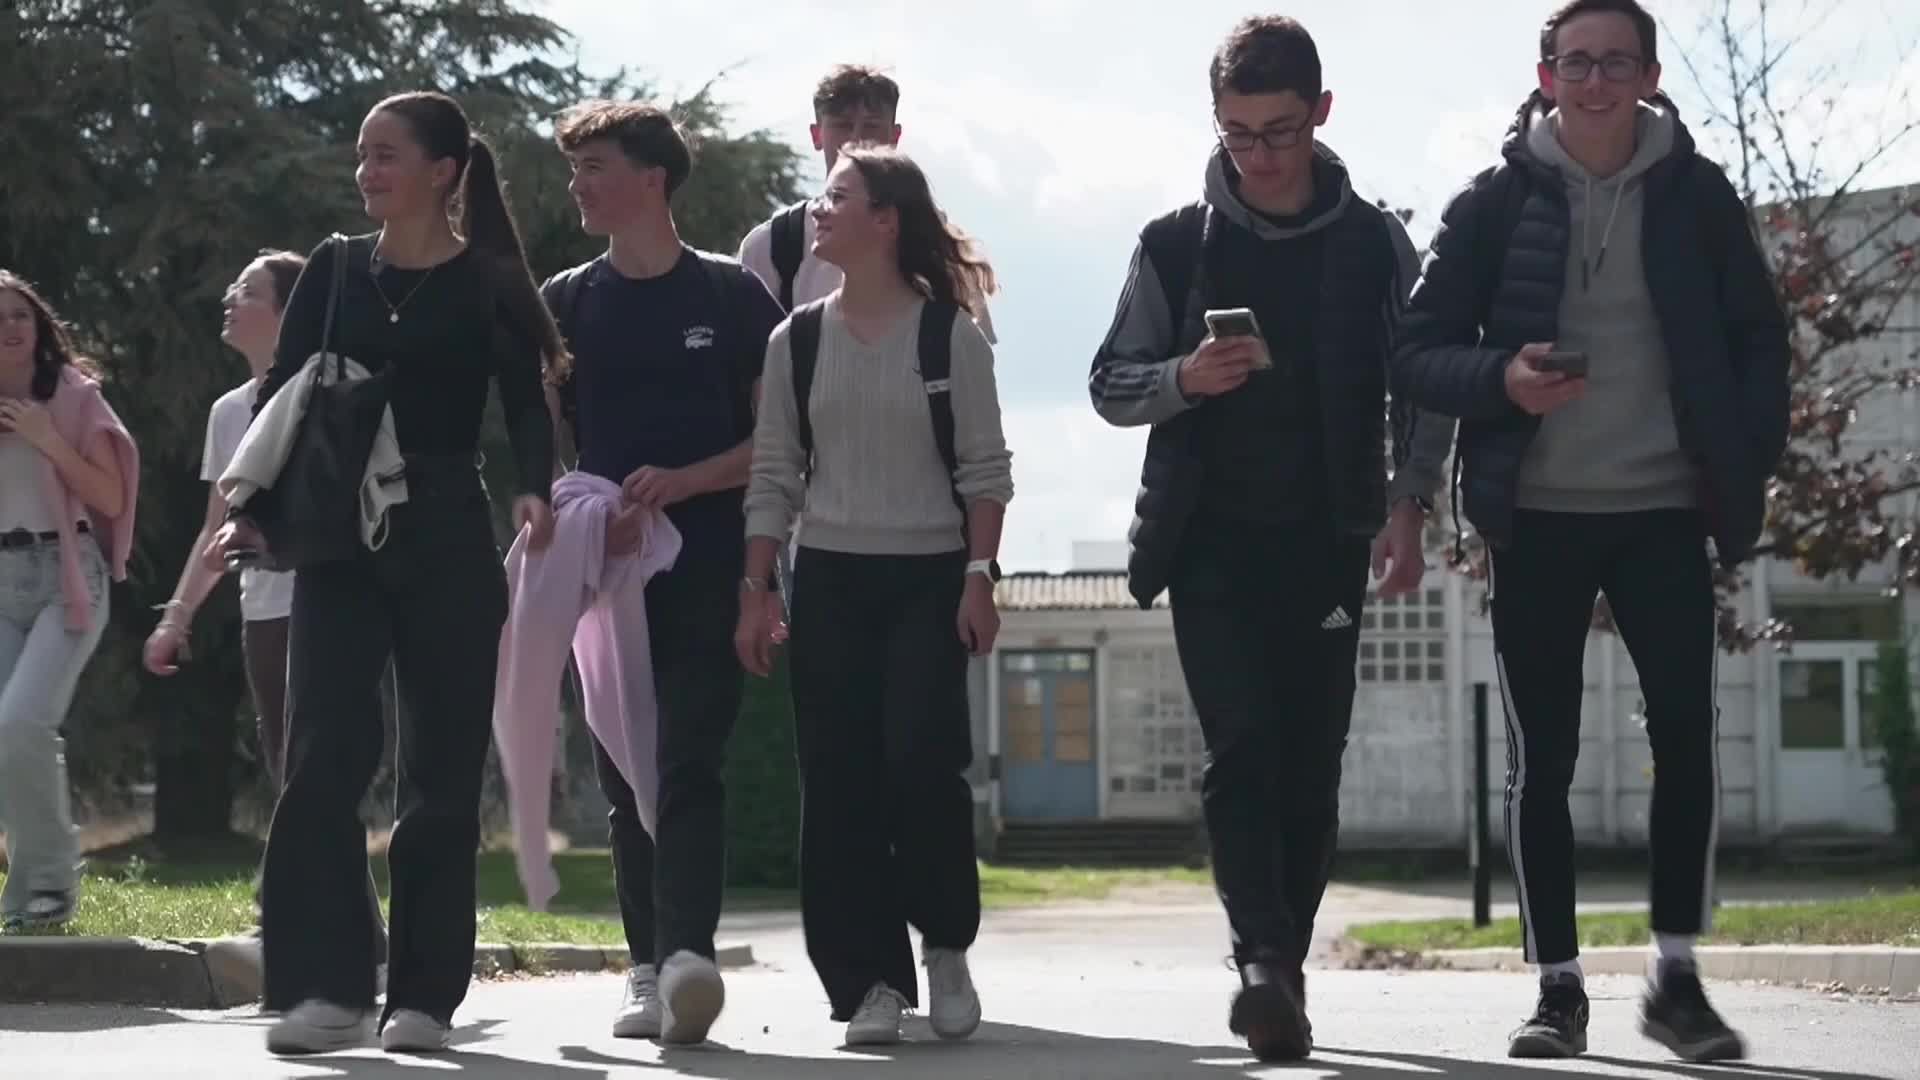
top-left (257, 233), bottom-right (554, 500)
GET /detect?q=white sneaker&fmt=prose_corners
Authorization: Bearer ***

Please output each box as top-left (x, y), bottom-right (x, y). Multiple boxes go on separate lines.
top-left (923, 947), bottom-right (981, 1040)
top-left (659, 950), bottom-right (725, 1045)
top-left (380, 1008), bottom-right (451, 1053)
top-left (845, 983), bottom-right (907, 1046)
top-left (266, 999), bottom-right (371, 1055)
top-left (611, 964), bottom-right (662, 1039)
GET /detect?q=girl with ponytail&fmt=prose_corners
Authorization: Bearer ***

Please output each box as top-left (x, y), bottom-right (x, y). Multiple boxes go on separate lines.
top-left (210, 90), bottom-right (558, 1056)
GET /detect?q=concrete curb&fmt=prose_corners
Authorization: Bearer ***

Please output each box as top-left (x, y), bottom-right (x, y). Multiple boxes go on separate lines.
top-left (0, 937), bottom-right (214, 1007)
top-left (1410, 944), bottom-right (1920, 995)
top-left (0, 937), bottom-right (755, 1008)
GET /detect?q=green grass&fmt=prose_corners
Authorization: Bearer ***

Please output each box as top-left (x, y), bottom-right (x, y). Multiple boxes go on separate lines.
top-left (1347, 889), bottom-right (1920, 953)
top-left (1, 847), bottom-right (1209, 942)
top-left (977, 863), bottom-right (1210, 905)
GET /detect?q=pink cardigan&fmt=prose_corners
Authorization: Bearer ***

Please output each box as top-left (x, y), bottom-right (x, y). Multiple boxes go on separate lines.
top-left (492, 471), bottom-right (682, 911)
top-left (40, 367), bottom-right (139, 632)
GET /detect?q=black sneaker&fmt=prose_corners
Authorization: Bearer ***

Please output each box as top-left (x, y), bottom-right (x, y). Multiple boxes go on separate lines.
top-left (1229, 953), bottom-right (1311, 1062)
top-left (1640, 968), bottom-right (1746, 1062)
top-left (1508, 973), bottom-right (1589, 1058)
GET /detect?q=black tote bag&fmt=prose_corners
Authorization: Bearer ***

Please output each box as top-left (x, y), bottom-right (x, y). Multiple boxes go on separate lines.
top-left (244, 234), bottom-right (392, 571)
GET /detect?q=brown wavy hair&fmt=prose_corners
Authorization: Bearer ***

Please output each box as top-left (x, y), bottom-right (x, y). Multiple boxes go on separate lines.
top-left (0, 269), bottom-right (101, 401)
top-left (371, 91), bottom-right (572, 382)
top-left (838, 145), bottom-right (996, 318)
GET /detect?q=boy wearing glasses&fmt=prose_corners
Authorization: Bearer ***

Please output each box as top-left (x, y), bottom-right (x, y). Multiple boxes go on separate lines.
top-left (1391, 0), bottom-right (1788, 1063)
top-left (1089, 15), bottom-right (1452, 1064)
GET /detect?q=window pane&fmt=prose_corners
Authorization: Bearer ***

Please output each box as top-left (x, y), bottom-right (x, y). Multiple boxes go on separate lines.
top-left (1779, 660), bottom-right (1846, 749)
top-left (1772, 599), bottom-right (1901, 642)
top-left (1006, 706), bottom-right (1046, 761)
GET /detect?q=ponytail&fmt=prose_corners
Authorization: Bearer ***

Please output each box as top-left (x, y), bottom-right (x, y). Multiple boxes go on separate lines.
top-left (460, 136), bottom-right (571, 382)
top-left (373, 91), bottom-right (571, 383)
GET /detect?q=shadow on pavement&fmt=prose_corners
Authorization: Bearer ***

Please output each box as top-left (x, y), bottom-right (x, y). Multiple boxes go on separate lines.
top-left (154, 1024), bottom-right (1902, 1079)
top-left (295, 1052), bottom-right (614, 1079)
top-left (0, 1005), bottom-right (192, 1034)
top-left (576, 1025), bottom-right (1900, 1080)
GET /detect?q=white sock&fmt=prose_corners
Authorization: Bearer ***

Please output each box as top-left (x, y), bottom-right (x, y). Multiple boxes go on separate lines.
top-left (1653, 933), bottom-right (1696, 979)
top-left (1539, 959), bottom-right (1584, 985)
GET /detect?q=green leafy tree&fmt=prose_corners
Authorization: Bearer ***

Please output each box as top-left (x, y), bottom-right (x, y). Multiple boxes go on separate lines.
top-left (0, 0), bottom-right (802, 851)
top-left (1870, 642), bottom-right (1919, 854)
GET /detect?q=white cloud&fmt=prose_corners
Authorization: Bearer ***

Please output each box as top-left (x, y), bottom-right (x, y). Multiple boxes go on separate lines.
top-left (998, 402), bottom-right (1147, 572)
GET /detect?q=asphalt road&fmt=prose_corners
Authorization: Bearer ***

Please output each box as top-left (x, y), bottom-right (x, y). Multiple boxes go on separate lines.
top-left (3, 894), bottom-right (1915, 1080)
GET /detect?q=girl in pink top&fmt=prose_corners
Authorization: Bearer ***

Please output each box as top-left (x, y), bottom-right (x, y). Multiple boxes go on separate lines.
top-left (0, 270), bottom-right (139, 933)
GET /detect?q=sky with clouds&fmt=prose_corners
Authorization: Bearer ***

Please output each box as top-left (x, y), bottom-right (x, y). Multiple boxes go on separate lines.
top-left (535, 0), bottom-right (1920, 572)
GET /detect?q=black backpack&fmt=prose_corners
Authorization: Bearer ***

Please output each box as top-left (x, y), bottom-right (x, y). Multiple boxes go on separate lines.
top-left (786, 298), bottom-right (967, 524)
top-left (768, 202), bottom-right (809, 313)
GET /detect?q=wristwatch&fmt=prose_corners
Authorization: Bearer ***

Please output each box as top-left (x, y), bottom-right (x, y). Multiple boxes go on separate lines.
top-left (965, 559), bottom-right (1002, 583)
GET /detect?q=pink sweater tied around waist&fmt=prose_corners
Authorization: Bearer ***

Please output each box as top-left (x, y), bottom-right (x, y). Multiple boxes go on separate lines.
top-left (492, 470), bottom-right (682, 911)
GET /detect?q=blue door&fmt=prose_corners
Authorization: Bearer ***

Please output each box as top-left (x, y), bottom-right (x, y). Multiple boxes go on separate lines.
top-left (1000, 651), bottom-right (1099, 820)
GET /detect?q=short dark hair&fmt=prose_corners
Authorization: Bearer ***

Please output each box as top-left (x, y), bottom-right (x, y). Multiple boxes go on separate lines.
top-left (554, 100), bottom-right (693, 198)
top-left (1210, 16), bottom-right (1323, 103)
top-left (1540, 0), bottom-right (1658, 65)
top-left (813, 65), bottom-right (901, 120)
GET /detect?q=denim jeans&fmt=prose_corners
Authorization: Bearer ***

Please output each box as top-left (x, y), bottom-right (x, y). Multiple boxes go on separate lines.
top-left (0, 537), bottom-right (108, 915)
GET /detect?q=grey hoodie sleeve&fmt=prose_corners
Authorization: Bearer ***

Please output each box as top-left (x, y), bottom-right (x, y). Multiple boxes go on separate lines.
top-left (1088, 240), bottom-right (1198, 428)
top-left (1383, 211), bottom-right (1456, 505)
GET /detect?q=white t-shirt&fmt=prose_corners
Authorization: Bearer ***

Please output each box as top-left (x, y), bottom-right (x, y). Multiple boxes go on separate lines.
top-left (203, 381), bottom-right (294, 622)
top-left (737, 202), bottom-right (998, 343)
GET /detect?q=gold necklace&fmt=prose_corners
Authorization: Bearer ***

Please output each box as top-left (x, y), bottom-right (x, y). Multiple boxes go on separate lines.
top-left (369, 245), bottom-right (440, 324)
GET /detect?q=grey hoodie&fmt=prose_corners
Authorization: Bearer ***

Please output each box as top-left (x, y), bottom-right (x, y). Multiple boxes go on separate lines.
top-left (1516, 102), bottom-right (1699, 513)
top-left (1088, 143), bottom-right (1455, 510)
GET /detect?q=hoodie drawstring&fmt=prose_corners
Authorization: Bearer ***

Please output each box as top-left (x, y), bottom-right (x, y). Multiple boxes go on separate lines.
top-left (1581, 173), bottom-right (1627, 291)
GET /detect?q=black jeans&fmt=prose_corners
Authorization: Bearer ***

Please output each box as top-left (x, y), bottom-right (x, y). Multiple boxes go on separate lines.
top-left (260, 464), bottom-right (505, 1025)
top-left (789, 547), bottom-right (979, 1020)
top-left (590, 556), bottom-right (742, 969)
top-left (1168, 522), bottom-right (1369, 968)
top-left (245, 615), bottom-right (386, 963)
top-left (1489, 508), bottom-right (1721, 964)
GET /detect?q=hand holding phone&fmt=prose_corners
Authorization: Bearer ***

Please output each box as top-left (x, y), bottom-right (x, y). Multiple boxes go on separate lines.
top-left (1203, 308), bottom-right (1273, 371)
top-left (1534, 350), bottom-right (1589, 377)
top-left (1507, 342), bottom-right (1587, 416)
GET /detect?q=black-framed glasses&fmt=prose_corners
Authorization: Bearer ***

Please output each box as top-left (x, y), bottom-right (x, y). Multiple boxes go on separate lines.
top-left (1548, 51), bottom-right (1645, 83)
top-left (1214, 121), bottom-right (1310, 152)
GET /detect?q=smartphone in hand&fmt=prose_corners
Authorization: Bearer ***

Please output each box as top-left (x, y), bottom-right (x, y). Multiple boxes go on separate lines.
top-left (1204, 308), bottom-right (1273, 369)
top-left (1535, 350), bottom-right (1589, 377)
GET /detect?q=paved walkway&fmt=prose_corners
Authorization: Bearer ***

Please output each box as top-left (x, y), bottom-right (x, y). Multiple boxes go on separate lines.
top-left (5, 892), bottom-right (1915, 1079)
